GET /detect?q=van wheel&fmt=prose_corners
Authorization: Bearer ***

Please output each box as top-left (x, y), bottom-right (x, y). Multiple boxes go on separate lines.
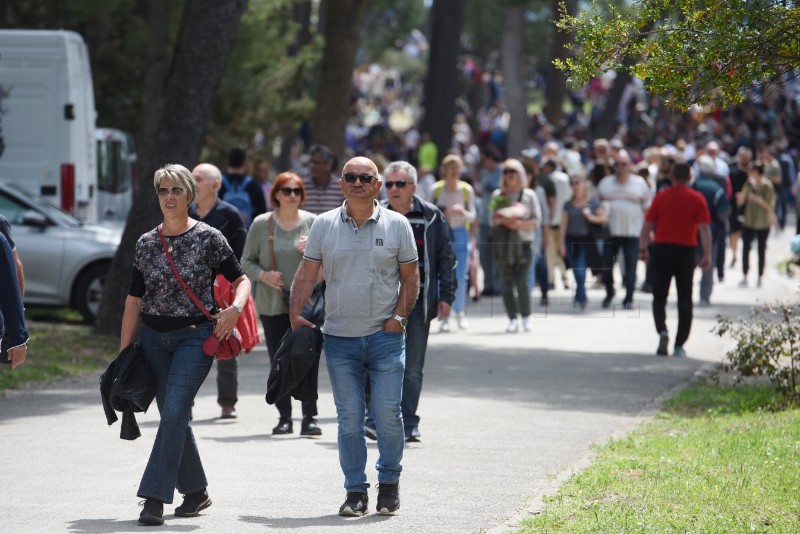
top-left (74, 263), bottom-right (108, 324)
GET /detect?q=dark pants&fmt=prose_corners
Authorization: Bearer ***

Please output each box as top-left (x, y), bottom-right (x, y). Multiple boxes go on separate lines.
top-left (651, 244), bottom-right (696, 348)
top-left (499, 242), bottom-right (533, 318)
top-left (261, 314), bottom-right (317, 419)
top-left (216, 358), bottom-right (237, 407)
top-left (602, 236), bottom-right (639, 304)
top-left (741, 227), bottom-right (769, 277)
top-left (715, 221), bottom-right (727, 280)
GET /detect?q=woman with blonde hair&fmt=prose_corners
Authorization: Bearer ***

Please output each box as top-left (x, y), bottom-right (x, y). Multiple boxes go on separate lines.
top-left (488, 158), bottom-right (541, 332)
top-left (431, 154), bottom-right (476, 331)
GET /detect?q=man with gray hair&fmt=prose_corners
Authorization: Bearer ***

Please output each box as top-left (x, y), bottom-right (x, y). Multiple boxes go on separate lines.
top-left (363, 160), bottom-right (455, 443)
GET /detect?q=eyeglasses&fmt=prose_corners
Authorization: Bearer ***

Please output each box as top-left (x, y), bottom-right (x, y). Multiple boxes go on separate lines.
top-left (280, 187), bottom-right (302, 196)
top-left (384, 181), bottom-right (408, 189)
top-left (570, 181), bottom-right (583, 186)
top-left (342, 173), bottom-right (375, 184)
top-left (502, 169), bottom-right (518, 175)
top-left (157, 186), bottom-right (186, 197)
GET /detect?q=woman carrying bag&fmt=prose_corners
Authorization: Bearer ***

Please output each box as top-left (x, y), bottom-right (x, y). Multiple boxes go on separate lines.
top-left (120, 164), bottom-right (251, 526)
top-left (241, 172), bottom-right (322, 436)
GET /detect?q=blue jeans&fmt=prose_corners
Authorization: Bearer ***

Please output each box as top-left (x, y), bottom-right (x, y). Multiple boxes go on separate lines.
top-left (602, 236), bottom-right (639, 304)
top-left (137, 323), bottom-right (214, 504)
top-left (324, 330), bottom-right (406, 493)
top-left (566, 236), bottom-right (591, 303)
top-left (451, 227), bottom-right (470, 314)
top-left (401, 299), bottom-right (430, 433)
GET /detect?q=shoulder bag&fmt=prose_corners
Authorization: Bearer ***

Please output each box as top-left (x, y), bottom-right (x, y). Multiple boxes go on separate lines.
top-left (157, 224), bottom-right (242, 360)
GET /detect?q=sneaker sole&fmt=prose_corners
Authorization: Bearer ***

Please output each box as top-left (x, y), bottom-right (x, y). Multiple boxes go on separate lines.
top-left (377, 505), bottom-right (399, 515)
top-left (174, 498), bottom-right (211, 517)
top-left (138, 514), bottom-right (164, 526)
top-left (339, 507), bottom-right (368, 517)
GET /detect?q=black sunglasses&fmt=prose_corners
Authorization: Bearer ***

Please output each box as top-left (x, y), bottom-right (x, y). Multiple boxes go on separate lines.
top-left (502, 168), bottom-right (518, 175)
top-left (342, 173), bottom-right (375, 184)
top-left (157, 186), bottom-right (186, 197)
top-left (279, 187), bottom-right (302, 196)
top-left (384, 181), bottom-right (408, 189)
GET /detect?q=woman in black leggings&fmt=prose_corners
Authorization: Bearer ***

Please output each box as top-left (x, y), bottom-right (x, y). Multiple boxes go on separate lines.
top-left (736, 162), bottom-right (775, 288)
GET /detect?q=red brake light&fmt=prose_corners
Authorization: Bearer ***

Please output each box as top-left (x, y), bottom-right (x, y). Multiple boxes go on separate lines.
top-left (61, 164), bottom-right (75, 214)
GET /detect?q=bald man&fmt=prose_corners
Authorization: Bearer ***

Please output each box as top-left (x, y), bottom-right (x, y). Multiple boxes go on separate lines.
top-left (290, 156), bottom-right (419, 517)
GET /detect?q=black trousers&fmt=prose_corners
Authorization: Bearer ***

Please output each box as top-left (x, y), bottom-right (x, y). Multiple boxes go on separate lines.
top-left (261, 313), bottom-right (317, 419)
top-left (741, 227), bottom-right (769, 277)
top-left (651, 243), bottom-right (696, 348)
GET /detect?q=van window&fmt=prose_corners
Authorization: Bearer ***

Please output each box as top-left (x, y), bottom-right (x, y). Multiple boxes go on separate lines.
top-left (96, 137), bottom-right (130, 194)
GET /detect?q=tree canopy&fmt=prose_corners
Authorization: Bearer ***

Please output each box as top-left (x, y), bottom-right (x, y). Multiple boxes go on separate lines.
top-left (556, 0), bottom-right (800, 109)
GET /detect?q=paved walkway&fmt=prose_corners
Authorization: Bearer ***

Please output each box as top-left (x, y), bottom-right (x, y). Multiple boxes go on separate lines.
top-left (1, 229), bottom-right (795, 533)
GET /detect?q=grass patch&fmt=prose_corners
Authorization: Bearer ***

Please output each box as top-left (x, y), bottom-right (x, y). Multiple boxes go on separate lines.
top-left (0, 316), bottom-right (117, 392)
top-left (515, 381), bottom-right (800, 533)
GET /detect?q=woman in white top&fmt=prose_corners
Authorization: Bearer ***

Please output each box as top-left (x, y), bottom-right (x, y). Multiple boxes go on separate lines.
top-left (430, 154), bottom-right (476, 331)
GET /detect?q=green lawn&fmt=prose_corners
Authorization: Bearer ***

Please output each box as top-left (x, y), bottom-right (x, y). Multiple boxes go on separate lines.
top-left (516, 382), bottom-right (800, 533)
top-left (0, 308), bottom-right (117, 391)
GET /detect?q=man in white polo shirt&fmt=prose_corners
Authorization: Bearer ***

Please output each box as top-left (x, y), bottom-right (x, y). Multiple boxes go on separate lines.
top-left (290, 156), bottom-right (419, 518)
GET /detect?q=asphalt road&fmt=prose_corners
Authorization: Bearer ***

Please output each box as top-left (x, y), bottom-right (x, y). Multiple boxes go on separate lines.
top-left (1, 229), bottom-right (794, 533)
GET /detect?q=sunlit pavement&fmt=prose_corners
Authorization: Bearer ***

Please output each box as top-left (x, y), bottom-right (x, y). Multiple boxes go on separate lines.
top-left (1, 226), bottom-right (796, 534)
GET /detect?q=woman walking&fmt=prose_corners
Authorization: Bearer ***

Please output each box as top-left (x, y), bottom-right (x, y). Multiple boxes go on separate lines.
top-left (241, 172), bottom-right (321, 436)
top-left (431, 154), bottom-right (476, 331)
top-left (737, 161), bottom-right (775, 288)
top-left (488, 158), bottom-right (541, 332)
top-left (559, 176), bottom-right (607, 309)
top-left (120, 164), bottom-right (251, 525)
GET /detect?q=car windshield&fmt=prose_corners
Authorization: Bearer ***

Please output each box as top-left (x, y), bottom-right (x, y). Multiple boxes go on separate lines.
top-left (2, 183), bottom-right (82, 227)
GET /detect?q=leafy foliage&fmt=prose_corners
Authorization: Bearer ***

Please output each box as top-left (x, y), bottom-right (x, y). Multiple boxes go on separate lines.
top-left (555, 0), bottom-right (800, 109)
top-left (714, 302), bottom-right (800, 402)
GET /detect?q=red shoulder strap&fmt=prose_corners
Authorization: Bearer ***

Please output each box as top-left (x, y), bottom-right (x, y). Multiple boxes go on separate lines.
top-left (158, 224), bottom-right (211, 319)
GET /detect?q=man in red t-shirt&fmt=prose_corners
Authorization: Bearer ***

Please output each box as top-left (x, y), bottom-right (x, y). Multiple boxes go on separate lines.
top-left (639, 163), bottom-right (712, 357)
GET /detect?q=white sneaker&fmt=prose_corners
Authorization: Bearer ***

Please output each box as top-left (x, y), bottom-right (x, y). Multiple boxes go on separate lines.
top-left (738, 277), bottom-right (748, 288)
top-left (522, 317), bottom-right (532, 332)
top-left (439, 319), bottom-right (450, 333)
top-left (506, 318), bottom-right (519, 333)
top-left (757, 277), bottom-right (763, 288)
top-left (456, 313), bottom-right (469, 329)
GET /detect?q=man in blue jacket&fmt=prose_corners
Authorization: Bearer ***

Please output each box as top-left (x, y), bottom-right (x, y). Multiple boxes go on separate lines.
top-left (366, 160), bottom-right (456, 443)
top-left (0, 232), bottom-right (28, 368)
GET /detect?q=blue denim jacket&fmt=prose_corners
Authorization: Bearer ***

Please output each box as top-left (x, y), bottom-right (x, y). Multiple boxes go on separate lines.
top-left (0, 232), bottom-right (28, 355)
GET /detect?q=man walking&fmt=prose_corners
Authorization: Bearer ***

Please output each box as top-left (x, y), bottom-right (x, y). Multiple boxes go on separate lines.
top-left (371, 160), bottom-right (455, 443)
top-left (598, 150), bottom-right (652, 309)
top-left (302, 144), bottom-right (345, 215)
top-left (640, 163), bottom-right (712, 357)
top-left (290, 157), bottom-right (419, 517)
top-left (219, 148), bottom-right (268, 228)
top-left (692, 155), bottom-right (731, 306)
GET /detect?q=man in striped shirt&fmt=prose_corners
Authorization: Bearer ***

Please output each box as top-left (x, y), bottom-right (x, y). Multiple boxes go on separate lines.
top-left (302, 144), bottom-right (345, 215)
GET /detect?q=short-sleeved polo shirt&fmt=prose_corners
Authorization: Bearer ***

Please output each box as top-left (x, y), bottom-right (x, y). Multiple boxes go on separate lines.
top-left (304, 201), bottom-right (418, 337)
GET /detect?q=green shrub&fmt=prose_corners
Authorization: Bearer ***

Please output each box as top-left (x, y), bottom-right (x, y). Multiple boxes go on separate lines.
top-left (714, 302), bottom-right (800, 402)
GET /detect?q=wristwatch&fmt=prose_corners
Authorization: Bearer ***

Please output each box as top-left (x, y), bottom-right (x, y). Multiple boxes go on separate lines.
top-left (392, 314), bottom-right (408, 329)
top-left (233, 302), bottom-right (244, 314)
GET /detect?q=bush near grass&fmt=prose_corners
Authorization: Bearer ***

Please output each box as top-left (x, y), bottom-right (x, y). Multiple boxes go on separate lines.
top-left (516, 382), bottom-right (800, 533)
top-left (0, 314), bottom-right (117, 392)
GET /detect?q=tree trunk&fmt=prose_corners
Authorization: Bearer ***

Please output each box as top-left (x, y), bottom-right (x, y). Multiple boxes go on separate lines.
top-left (277, 0), bottom-right (313, 172)
top-left (544, 0), bottom-right (577, 129)
top-left (502, 7), bottom-right (527, 159)
top-left (309, 0), bottom-right (368, 160)
top-left (421, 0), bottom-right (466, 165)
top-left (95, 0), bottom-right (249, 336)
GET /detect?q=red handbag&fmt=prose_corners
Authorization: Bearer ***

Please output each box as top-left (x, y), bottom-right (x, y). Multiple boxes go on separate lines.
top-left (158, 224), bottom-right (242, 360)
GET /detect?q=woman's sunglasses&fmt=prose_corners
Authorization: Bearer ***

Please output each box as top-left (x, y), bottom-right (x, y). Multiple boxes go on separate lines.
top-left (280, 187), bottom-right (302, 196)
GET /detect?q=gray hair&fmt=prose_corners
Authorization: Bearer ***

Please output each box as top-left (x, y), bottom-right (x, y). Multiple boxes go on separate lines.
top-left (697, 154), bottom-right (716, 177)
top-left (383, 160), bottom-right (418, 184)
top-left (153, 163), bottom-right (197, 203)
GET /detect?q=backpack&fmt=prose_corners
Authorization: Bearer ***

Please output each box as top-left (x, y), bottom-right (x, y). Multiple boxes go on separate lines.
top-left (222, 175), bottom-right (254, 227)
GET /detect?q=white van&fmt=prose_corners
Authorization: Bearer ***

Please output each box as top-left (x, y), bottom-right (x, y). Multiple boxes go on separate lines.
top-left (0, 29), bottom-right (98, 223)
top-left (96, 127), bottom-right (136, 225)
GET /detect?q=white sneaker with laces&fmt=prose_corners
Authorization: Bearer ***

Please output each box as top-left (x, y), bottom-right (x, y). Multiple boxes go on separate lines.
top-left (456, 314), bottom-right (469, 329)
top-left (506, 318), bottom-right (519, 333)
top-left (522, 317), bottom-right (532, 332)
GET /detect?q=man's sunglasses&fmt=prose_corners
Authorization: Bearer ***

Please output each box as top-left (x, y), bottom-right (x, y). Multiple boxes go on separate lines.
top-left (342, 173), bottom-right (375, 184)
top-left (384, 181), bottom-right (408, 189)
top-left (157, 186), bottom-right (186, 197)
top-left (280, 187), bottom-right (302, 196)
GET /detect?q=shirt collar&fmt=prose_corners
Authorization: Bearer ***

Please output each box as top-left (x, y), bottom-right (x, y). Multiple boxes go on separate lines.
top-left (339, 199), bottom-right (381, 224)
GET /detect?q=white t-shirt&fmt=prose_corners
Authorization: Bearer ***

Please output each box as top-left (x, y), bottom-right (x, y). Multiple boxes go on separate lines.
top-left (598, 174), bottom-right (652, 237)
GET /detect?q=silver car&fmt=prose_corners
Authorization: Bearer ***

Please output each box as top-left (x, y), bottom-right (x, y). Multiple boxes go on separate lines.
top-left (0, 181), bottom-right (121, 323)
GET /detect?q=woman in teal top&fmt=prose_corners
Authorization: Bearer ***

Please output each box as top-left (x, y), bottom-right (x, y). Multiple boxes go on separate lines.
top-left (241, 172), bottom-right (319, 436)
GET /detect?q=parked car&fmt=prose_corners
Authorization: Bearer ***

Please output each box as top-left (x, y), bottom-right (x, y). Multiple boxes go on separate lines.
top-left (0, 180), bottom-right (121, 323)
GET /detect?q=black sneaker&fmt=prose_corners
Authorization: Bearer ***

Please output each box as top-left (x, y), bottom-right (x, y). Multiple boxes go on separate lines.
top-left (405, 427), bottom-right (421, 443)
top-left (364, 423), bottom-right (377, 441)
top-left (174, 489), bottom-right (211, 517)
top-left (300, 416), bottom-right (322, 437)
top-left (602, 289), bottom-right (615, 309)
top-left (138, 498), bottom-right (164, 526)
top-left (376, 482), bottom-right (400, 515)
top-left (656, 331), bottom-right (669, 356)
top-left (338, 492), bottom-right (369, 516)
top-left (272, 419), bottom-right (293, 435)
